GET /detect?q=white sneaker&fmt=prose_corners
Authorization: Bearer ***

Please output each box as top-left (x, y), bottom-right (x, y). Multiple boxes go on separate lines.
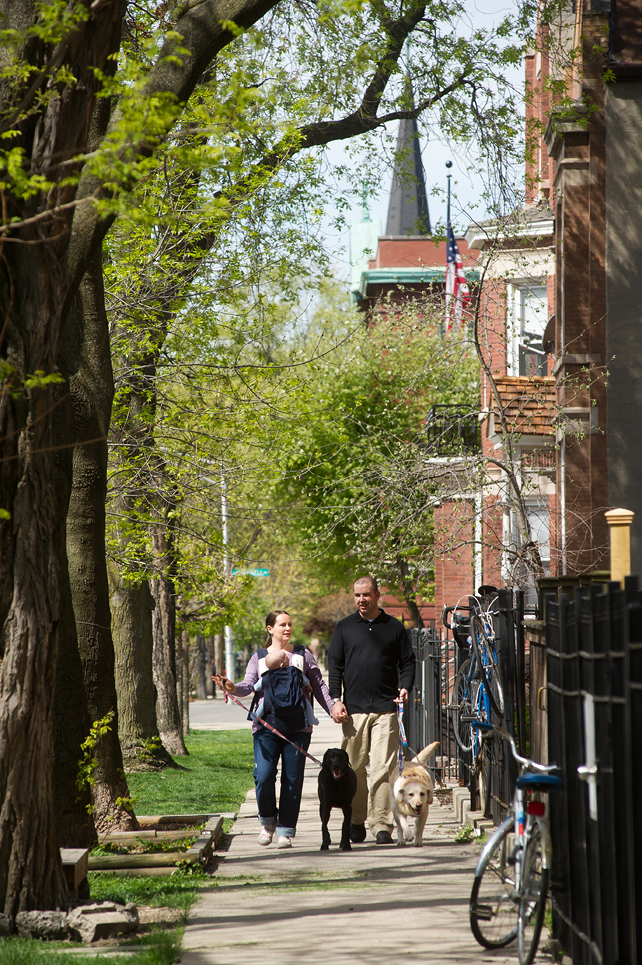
top-left (276, 836), bottom-right (292, 849)
top-left (258, 826), bottom-right (275, 846)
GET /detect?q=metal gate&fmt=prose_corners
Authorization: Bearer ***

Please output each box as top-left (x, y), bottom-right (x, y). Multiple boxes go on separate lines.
top-left (405, 625), bottom-right (459, 783)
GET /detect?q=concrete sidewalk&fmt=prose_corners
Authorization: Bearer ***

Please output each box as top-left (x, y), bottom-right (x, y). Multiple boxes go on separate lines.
top-left (181, 714), bottom-right (549, 965)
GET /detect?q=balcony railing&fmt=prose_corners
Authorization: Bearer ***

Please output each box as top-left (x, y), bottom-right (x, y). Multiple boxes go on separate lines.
top-left (425, 405), bottom-right (480, 455)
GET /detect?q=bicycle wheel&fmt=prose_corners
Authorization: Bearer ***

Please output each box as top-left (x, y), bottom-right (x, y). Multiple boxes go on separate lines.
top-left (476, 737), bottom-right (493, 819)
top-left (517, 822), bottom-right (549, 965)
top-left (452, 657), bottom-right (475, 753)
top-left (470, 613), bottom-right (504, 719)
top-left (470, 819), bottom-right (519, 949)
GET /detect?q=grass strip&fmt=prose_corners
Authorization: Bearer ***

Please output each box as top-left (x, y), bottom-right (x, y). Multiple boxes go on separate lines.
top-left (127, 729), bottom-right (254, 817)
top-left (0, 931), bottom-right (181, 965)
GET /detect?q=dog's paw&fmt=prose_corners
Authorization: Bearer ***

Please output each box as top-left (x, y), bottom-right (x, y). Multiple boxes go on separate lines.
top-left (396, 838), bottom-right (406, 847)
top-left (413, 839), bottom-right (423, 847)
top-left (320, 843), bottom-right (330, 851)
top-left (339, 842), bottom-right (352, 852)
top-left (404, 830), bottom-right (414, 842)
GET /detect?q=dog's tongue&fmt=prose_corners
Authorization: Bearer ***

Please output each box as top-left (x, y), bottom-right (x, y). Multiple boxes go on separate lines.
top-left (332, 769), bottom-right (342, 779)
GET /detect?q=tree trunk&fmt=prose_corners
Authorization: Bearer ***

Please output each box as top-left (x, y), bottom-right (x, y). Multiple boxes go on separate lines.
top-left (397, 555), bottom-right (425, 629)
top-left (63, 261), bottom-right (138, 831)
top-left (151, 570), bottom-right (188, 755)
top-left (110, 568), bottom-right (181, 770)
top-left (49, 376), bottom-right (97, 848)
top-left (182, 630), bottom-right (191, 733)
top-left (53, 525), bottom-right (96, 848)
top-left (195, 636), bottom-right (208, 699)
top-left (175, 629), bottom-right (186, 736)
top-left (0, 268), bottom-right (73, 914)
top-left (0, 0), bottom-right (127, 915)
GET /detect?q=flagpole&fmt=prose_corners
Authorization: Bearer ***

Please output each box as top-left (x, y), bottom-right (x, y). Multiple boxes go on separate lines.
top-left (445, 160), bottom-right (453, 332)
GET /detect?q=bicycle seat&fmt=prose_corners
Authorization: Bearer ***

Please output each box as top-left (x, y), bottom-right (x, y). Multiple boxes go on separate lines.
top-left (517, 773), bottom-right (562, 792)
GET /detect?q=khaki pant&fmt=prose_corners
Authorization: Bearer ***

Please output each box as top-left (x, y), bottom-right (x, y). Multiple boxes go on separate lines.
top-left (341, 712), bottom-right (398, 835)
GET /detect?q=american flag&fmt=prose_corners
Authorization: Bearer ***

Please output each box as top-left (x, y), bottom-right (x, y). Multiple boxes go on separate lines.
top-left (445, 224), bottom-right (470, 332)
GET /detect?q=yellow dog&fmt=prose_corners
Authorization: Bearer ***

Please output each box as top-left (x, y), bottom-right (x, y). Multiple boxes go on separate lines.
top-left (391, 741), bottom-right (440, 847)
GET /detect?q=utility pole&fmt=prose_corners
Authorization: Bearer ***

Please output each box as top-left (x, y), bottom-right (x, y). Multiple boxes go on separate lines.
top-left (220, 468), bottom-right (235, 682)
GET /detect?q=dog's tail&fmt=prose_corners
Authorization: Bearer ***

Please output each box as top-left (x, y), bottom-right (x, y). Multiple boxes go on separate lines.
top-left (412, 741), bottom-right (440, 766)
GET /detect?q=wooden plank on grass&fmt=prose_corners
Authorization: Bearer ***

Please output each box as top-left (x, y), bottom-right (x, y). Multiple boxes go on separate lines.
top-left (135, 813), bottom-right (223, 825)
top-left (88, 851), bottom-right (198, 870)
top-left (99, 829), bottom-right (199, 846)
top-left (183, 815), bottom-right (224, 866)
top-left (60, 848), bottom-right (89, 890)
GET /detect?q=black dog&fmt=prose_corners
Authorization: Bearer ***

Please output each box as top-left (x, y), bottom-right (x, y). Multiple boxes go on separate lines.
top-left (318, 748), bottom-right (357, 851)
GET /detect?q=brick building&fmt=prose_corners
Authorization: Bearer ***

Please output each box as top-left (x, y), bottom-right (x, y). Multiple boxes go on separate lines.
top-left (523, 0), bottom-right (642, 576)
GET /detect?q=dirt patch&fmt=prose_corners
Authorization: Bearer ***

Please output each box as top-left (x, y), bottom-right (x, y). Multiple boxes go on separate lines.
top-left (137, 905), bottom-right (185, 930)
top-left (434, 787), bottom-right (454, 807)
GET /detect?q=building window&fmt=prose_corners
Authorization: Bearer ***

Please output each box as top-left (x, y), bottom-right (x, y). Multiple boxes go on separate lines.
top-left (508, 284), bottom-right (548, 377)
top-left (509, 497), bottom-right (550, 607)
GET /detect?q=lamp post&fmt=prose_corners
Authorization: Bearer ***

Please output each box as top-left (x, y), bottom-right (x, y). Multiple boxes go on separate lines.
top-left (445, 159), bottom-right (452, 228)
top-left (221, 468), bottom-right (235, 682)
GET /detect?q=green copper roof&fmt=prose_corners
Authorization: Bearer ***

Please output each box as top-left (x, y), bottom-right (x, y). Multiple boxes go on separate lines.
top-left (357, 267), bottom-right (480, 298)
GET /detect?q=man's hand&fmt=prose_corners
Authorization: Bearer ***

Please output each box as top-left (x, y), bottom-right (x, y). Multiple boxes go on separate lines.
top-left (331, 700), bottom-right (348, 723)
top-left (394, 688), bottom-right (409, 705)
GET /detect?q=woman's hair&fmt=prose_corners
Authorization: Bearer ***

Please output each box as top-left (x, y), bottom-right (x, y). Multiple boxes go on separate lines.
top-left (264, 609), bottom-right (290, 644)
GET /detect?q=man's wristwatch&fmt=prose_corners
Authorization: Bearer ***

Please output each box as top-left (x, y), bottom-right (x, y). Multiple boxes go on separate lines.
top-left (331, 697), bottom-right (343, 705)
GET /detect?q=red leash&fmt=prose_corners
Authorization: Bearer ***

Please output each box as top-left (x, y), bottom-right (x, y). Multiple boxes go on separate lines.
top-left (224, 690), bottom-right (324, 766)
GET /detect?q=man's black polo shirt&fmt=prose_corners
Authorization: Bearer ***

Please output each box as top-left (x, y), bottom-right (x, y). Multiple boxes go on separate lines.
top-left (327, 609), bottom-right (416, 714)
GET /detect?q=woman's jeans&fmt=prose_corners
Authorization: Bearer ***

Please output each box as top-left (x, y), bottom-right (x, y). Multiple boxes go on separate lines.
top-left (253, 728), bottom-right (311, 838)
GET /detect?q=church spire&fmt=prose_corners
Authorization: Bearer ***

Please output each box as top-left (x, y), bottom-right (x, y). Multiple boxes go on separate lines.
top-left (385, 115), bottom-right (431, 236)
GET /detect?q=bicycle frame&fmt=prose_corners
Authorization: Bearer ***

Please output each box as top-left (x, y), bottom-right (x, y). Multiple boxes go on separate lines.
top-left (473, 786), bottom-right (554, 884)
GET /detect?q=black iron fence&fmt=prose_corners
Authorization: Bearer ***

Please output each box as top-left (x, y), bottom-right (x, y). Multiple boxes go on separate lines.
top-left (404, 577), bottom-right (642, 962)
top-left (405, 625), bottom-right (459, 783)
top-left (546, 577), bottom-right (642, 964)
top-left (404, 590), bottom-right (529, 796)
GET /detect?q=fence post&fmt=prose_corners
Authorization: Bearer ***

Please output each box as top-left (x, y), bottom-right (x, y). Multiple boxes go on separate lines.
top-left (605, 508), bottom-right (634, 586)
top-left (610, 580), bottom-right (638, 962)
top-left (514, 589), bottom-right (526, 756)
top-left (625, 575), bottom-right (642, 952)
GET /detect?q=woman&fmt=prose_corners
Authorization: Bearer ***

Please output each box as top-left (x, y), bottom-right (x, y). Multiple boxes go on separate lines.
top-left (213, 610), bottom-right (334, 848)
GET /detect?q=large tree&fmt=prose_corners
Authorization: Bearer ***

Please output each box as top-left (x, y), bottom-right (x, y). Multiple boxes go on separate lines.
top-left (0, 0), bottom-right (528, 914)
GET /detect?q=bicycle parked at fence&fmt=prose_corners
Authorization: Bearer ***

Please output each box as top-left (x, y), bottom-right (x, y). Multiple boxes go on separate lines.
top-left (469, 721), bottom-right (562, 965)
top-left (442, 588), bottom-right (505, 760)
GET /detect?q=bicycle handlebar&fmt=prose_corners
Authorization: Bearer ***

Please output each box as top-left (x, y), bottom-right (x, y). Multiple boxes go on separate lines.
top-left (471, 720), bottom-right (558, 774)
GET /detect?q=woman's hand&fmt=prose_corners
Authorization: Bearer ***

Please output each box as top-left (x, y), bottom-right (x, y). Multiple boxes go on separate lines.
top-left (212, 673), bottom-right (237, 695)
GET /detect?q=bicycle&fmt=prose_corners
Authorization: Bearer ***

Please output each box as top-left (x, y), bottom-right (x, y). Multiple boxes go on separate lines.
top-left (469, 721), bottom-right (562, 965)
top-left (443, 589), bottom-right (504, 758)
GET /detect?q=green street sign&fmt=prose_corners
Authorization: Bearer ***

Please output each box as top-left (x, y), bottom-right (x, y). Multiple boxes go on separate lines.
top-left (231, 567), bottom-right (269, 577)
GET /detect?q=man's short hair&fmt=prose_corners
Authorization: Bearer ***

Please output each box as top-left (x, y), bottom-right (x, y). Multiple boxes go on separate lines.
top-left (354, 575), bottom-right (378, 593)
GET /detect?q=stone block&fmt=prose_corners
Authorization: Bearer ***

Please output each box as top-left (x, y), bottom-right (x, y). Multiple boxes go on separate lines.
top-left (15, 910), bottom-right (68, 940)
top-left (67, 902), bottom-right (139, 943)
top-left (0, 913), bottom-right (13, 936)
top-left (451, 786), bottom-right (470, 823)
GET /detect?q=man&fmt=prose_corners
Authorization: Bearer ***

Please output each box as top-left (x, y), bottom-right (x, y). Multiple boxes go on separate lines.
top-left (328, 576), bottom-right (416, 845)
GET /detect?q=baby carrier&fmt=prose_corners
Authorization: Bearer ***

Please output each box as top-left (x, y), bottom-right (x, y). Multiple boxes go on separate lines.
top-left (249, 646), bottom-right (309, 734)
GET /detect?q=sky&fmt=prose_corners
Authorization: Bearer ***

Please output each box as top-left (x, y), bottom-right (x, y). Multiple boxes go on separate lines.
top-left (323, 0), bottom-right (525, 283)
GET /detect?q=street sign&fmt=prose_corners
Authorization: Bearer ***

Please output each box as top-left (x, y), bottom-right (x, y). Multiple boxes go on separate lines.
top-left (231, 567), bottom-right (269, 577)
